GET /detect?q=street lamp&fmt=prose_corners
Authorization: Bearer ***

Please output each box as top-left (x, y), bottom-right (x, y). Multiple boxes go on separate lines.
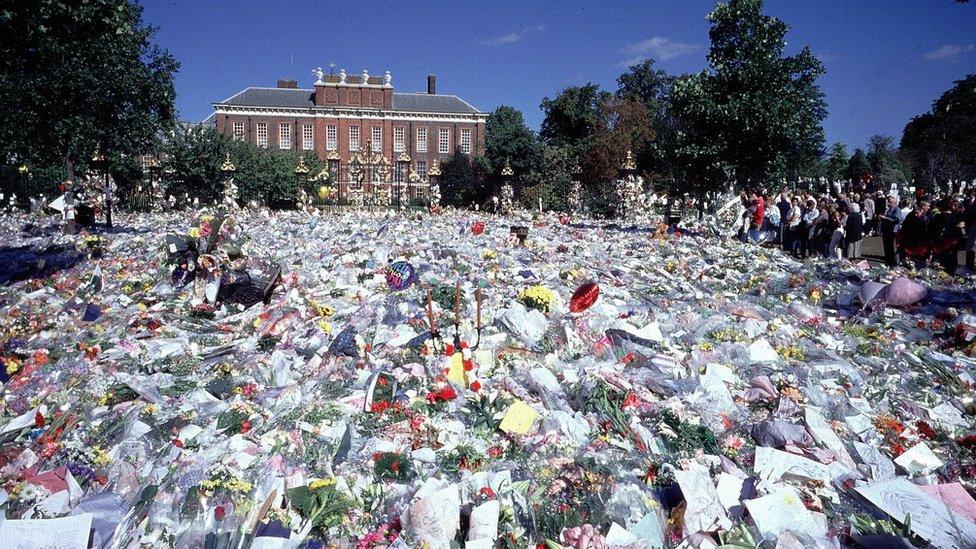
top-left (219, 152), bottom-right (237, 209)
top-left (294, 154), bottom-right (309, 209)
top-left (90, 146), bottom-right (112, 227)
top-left (147, 156), bottom-right (163, 211)
top-left (427, 158), bottom-right (441, 192)
top-left (395, 152), bottom-right (411, 210)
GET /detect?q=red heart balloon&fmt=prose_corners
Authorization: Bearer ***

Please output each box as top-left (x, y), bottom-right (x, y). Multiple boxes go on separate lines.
top-left (570, 281), bottom-right (600, 313)
top-left (472, 221), bottom-right (485, 235)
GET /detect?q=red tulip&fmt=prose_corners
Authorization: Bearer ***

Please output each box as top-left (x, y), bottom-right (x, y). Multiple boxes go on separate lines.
top-left (570, 281), bottom-right (600, 313)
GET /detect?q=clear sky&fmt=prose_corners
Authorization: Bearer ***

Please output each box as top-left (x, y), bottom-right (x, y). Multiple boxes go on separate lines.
top-left (141, 0), bottom-right (976, 151)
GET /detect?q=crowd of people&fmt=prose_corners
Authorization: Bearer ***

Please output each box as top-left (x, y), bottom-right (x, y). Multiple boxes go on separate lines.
top-left (736, 187), bottom-right (976, 275)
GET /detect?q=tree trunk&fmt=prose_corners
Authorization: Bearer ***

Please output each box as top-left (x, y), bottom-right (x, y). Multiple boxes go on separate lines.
top-left (64, 155), bottom-right (75, 235)
top-left (104, 174), bottom-right (113, 228)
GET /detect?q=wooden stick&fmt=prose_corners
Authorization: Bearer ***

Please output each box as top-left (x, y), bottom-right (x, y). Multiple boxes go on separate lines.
top-left (426, 288), bottom-right (436, 332)
top-left (476, 288), bottom-right (482, 329)
top-left (454, 280), bottom-right (461, 326)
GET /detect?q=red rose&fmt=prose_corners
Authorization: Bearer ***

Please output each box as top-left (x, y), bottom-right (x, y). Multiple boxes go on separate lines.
top-left (444, 344), bottom-right (455, 356)
top-left (621, 392), bottom-right (639, 409)
top-left (470, 381), bottom-right (482, 392)
top-left (172, 438), bottom-right (184, 448)
top-left (34, 411), bottom-right (44, 427)
top-left (463, 359), bottom-right (474, 372)
top-left (215, 506), bottom-right (226, 520)
top-left (439, 387), bottom-right (457, 400)
top-left (479, 486), bottom-right (496, 499)
top-left (241, 420), bottom-right (252, 433)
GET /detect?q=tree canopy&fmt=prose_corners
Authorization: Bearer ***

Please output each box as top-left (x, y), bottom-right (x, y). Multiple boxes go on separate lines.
top-left (0, 0), bottom-right (179, 175)
top-left (670, 0), bottom-right (827, 191)
top-left (900, 73), bottom-right (976, 187)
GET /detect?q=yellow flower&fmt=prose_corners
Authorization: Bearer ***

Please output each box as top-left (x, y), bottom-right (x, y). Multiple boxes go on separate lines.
top-left (223, 478), bottom-right (253, 493)
top-left (92, 446), bottom-right (111, 468)
top-left (482, 250), bottom-right (497, 260)
top-left (517, 285), bottom-right (556, 313)
top-left (318, 320), bottom-right (332, 334)
top-left (188, 227), bottom-right (201, 238)
top-left (142, 403), bottom-right (159, 415)
top-left (308, 478), bottom-right (337, 490)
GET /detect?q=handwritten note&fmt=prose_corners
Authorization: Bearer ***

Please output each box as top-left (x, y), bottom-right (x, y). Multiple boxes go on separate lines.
top-left (856, 478), bottom-right (976, 549)
top-left (0, 513), bottom-right (93, 549)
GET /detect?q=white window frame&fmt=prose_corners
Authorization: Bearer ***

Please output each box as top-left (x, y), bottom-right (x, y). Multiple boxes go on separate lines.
top-left (232, 122), bottom-right (245, 141)
top-left (460, 128), bottom-right (472, 154)
top-left (417, 160), bottom-right (427, 181)
top-left (349, 126), bottom-right (360, 151)
top-left (393, 127), bottom-right (405, 152)
top-left (256, 123), bottom-right (268, 148)
top-left (371, 126), bottom-right (382, 152)
top-left (302, 124), bottom-right (314, 150)
top-left (326, 125), bottom-right (337, 151)
top-left (438, 128), bottom-right (450, 154)
top-left (416, 128), bottom-right (427, 152)
top-left (278, 124), bottom-right (291, 150)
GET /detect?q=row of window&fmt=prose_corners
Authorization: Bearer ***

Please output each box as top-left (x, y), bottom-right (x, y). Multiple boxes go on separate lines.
top-left (232, 122), bottom-right (472, 154)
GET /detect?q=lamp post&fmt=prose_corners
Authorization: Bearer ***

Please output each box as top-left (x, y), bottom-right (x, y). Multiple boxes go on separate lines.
top-left (428, 158), bottom-right (441, 197)
top-left (294, 154), bottom-right (309, 209)
top-left (147, 156), bottom-right (163, 211)
top-left (89, 146), bottom-right (113, 227)
top-left (219, 152), bottom-right (237, 210)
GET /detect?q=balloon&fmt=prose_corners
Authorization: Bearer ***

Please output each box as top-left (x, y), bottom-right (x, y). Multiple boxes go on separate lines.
top-left (569, 281), bottom-right (600, 313)
top-left (385, 261), bottom-right (416, 291)
top-left (886, 277), bottom-right (927, 307)
top-left (559, 214), bottom-right (569, 225)
top-left (472, 221), bottom-right (485, 235)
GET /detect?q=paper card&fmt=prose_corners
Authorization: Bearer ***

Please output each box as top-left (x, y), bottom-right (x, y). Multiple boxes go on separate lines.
top-left (852, 441), bottom-right (896, 481)
top-left (748, 338), bottom-right (778, 362)
top-left (715, 473), bottom-right (745, 515)
top-left (804, 407), bottom-right (857, 470)
top-left (0, 512), bottom-right (93, 549)
top-left (893, 442), bottom-right (943, 475)
top-left (406, 484), bottom-right (460, 546)
top-left (919, 483), bottom-right (976, 525)
top-left (856, 478), bottom-right (976, 549)
top-left (631, 512), bottom-right (665, 546)
top-left (674, 463), bottom-right (731, 533)
top-left (605, 522), bottom-right (639, 546)
top-left (753, 446), bottom-right (833, 485)
top-left (446, 354), bottom-right (468, 386)
top-left (498, 400), bottom-right (539, 435)
top-left (467, 500), bottom-right (499, 541)
top-left (744, 488), bottom-right (827, 541)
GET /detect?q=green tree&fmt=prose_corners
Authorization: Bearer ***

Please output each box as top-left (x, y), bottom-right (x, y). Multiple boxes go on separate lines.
top-left (845, 148), bottom-right (871, 182)
top-left (670, 0), bottom-right (827, 191)
top-left (0, 0), bottom-right (178, 229)
top-left (823, 142), bottom-right (850, 182)
top-left (438, 150), bottom-right (482, 208)
top-left (162, 125), bottom-right (228, 203)
top-left (483, 106), bottom-right (540, 200)
top-left (539, 84), bottom-right (609, 155)
top-left (900, 73), bottom-right (976, 187)
top-left (521, 145), bottom-right (576, 211)
top-left (866, 135), bottom-right (910, 188)
top-left (616, 59), bottom-right (677, 180)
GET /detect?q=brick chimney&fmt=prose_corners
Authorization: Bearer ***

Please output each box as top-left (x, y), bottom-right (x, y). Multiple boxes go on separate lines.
top-left (277, 79), bottom-right (298, 89)
top-left (427, 74), bottom-right (436, 95)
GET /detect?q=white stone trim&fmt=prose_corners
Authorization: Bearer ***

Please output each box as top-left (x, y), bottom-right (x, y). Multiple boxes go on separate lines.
top-left (213, 105), bottom-right (486, 124)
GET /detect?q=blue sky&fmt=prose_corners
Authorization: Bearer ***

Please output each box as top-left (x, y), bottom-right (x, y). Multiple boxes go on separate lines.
top-left (141, 0), bottom-right (976, 151)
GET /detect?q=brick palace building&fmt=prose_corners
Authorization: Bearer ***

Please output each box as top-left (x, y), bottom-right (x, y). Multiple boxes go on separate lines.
top-left (211, 68), bottom-right (486, 202)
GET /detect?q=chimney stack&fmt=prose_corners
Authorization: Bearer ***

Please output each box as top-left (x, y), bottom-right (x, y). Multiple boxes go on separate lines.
top-left (427, 74), bottom-right (436, 95)
top-left (277, 79), bottom-right (298, 89)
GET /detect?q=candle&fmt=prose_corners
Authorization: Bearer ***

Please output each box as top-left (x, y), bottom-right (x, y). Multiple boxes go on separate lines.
top-left (426, 289), bottom-right (435, 331)
top-left (476, 288), bottom-right (482, 329)
top-left (454, 280), bottom-right (461, 325)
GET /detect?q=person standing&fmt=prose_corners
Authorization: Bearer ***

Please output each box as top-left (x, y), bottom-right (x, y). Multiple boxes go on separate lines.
top-left (877, 195), bottom-right (903, 267)
top-left (844, 203), bottom-right (865, 259)
top-left (862, 193), bottom-right (875, 236)
top-left (965, 190), bottom-right (976, 274)
top-left (899, 200), bottom-right (931, 269)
